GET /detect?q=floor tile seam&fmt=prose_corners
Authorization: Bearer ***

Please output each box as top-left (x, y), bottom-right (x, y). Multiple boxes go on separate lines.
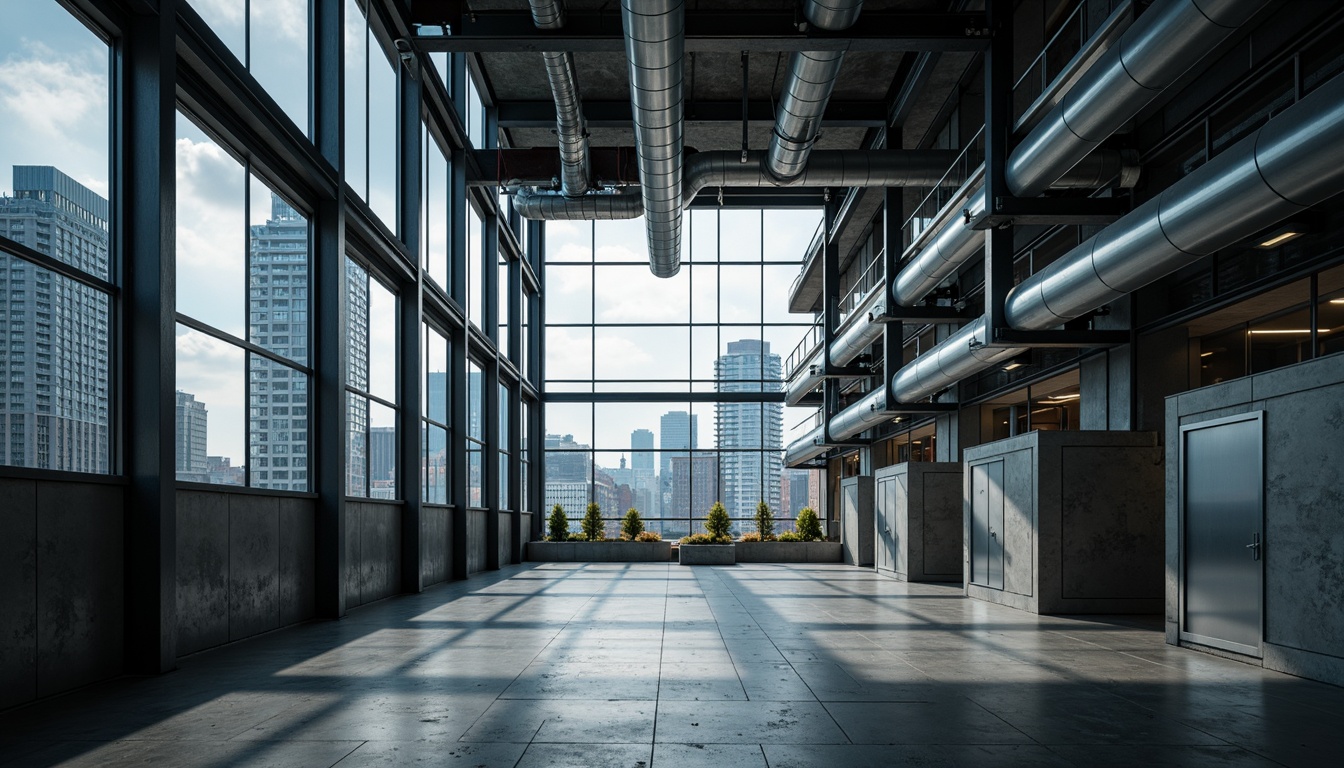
top-left (652, 562), bottom-right (671, 741)
top-left (325, 740), bottom-right (371, 767)
top-left (695, 567), bottom-right (764, 702)
top-left (964, 691), bottom-right (1050, 748)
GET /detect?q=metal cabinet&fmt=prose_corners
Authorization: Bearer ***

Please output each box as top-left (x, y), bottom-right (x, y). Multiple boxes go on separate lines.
top-left (840, 476), bottom-right (874, 567)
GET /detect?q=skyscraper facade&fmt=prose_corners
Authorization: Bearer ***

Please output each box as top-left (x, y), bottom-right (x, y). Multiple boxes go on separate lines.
top-left (630, 428), bottom-right (654, 471)
top-left (175, 390), bottom-right (209, 483)
top-left (658, 411), bottom-right (697, 477)
top-left (715, 339), bottom-right (783, 521)
top-left (669, 451), bottom-right (720, 538)
top-left (248, 194), bottom-right (310, 490)
top-left (0, 166), bottom-right (110, 473)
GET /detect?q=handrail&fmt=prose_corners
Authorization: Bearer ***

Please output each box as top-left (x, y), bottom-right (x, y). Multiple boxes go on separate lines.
top-left (899, 126), bottom-right (985, 256)
top-left (784, 320), bottom-right (824, 379)
top-left (1010, 0), bottom-right (1128, 128)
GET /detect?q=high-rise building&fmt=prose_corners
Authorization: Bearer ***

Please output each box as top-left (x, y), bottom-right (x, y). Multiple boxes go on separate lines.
top-left (0, 166), bottom-right (110, 473)
top-left (669, 451), bottom-right (719, 538)
top-left (248, 194), bottom-right (310, 491)
top-left (658, 410), bottom-right (697, 477)
top-left (715, 339), bottom-right (783, 521)
top-left (544, 433), bottom-right (592, 516)
top-left (345, 258), bottom-right (369, 495)
top-left (369, 425), bottom-right (396, 491)
top-left (630, 428), bottom-right (654, 471)
top-left (175, 390), bottom-right (209, 483)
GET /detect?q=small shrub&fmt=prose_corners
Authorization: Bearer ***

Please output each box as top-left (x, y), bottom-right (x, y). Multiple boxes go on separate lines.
top-left (680, 532), bottom-right (731, 545)
top-left (777, 531), bottom-right (802, 542)
top-left (581, 502), bottom-right (605, 541)
top-left (634, 531), bottom-right (662, 542)
top-left (704, 501), bottom-right (732, 540)
top-left (795, 506), bottom-right (824, 542)
top-left (739, 531), bottom-right (762, 542)
top-left (620, 507), bottom-right (645, 540)
top-left (754, 500), bottom-right (776, 541)
top-left (547, 504), bottom-right (569, 542)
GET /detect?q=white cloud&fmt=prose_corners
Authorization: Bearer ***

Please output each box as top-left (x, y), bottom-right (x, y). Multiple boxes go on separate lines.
top-left (175, 133), bottom-right (247, 335)
top-left (0, 41), bottom-right (108, 196)
top-left (176, 325), bottom-right (247, 462)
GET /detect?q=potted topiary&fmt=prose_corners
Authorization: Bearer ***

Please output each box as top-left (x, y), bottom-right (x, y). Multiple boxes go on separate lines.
top-left (679, 501), bottom-right (736, 565)
top-left (620, 507), bottom-right (645, 540)
top-left (528, 502), bottom-right (672, 562)
top-left (795, 506), bottom-right (842, 563)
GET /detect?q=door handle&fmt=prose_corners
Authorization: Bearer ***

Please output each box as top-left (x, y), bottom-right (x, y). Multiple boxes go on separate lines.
top-left (1246, 532), bottom-right (1261, 561)
top-left (989, 528), bottom-right (997, 540)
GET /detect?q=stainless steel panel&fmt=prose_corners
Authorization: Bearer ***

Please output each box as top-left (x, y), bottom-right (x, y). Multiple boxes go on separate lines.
top-left (1182, 414), bottom-right (1263, 656)
top-left (987, 461), bottom-right (1005, 591)
top-left (893, 473), bottom-right (909, 576)
top-left (875, 475), bottom-right (895, 573)
top-left (971, 463), bottom-right (990, 586)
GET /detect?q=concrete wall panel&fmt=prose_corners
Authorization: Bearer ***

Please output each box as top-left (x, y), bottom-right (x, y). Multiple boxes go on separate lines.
top-left (1061, 446), bottom-right (1164, 600)
top-left (922, 469), bottom-right (964, 578)
top-left (421, 505), bottom-right (450, 586)
top-left (0, 479), bottom-right (37, 709)
top-left (176, 490), bottom-right (230, 655)
top-left (1002, 447), bottom-right (1035, 598)
top-left (35, 482), bottom-right (123, 698)
top-left (499, 513), bottom-right (513, 567)
top-left (228, 496), bottom-right (280, 642)
top-left (278, 498), bottom-right (316, 627)
top-left (354, 502), bottom-right (401, 604)
top-left (344, 503), bottom-right (362, 606)
top-left (468, 509), bottom-right (487, 574)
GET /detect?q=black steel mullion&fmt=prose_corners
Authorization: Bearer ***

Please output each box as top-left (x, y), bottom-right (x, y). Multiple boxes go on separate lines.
top-left (0, 237), bottom-right (118, 295)
top-left (173, 314), bottom-right (314, 374)
top-left (122, 0), bottom-right (178, 674)
top-left (244, 164), bottom-right (253, 488)
top-left (398, 43), bottom-right (424, 593)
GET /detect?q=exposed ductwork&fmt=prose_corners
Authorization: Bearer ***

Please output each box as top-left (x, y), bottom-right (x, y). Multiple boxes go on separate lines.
top-left (1006, 0), bottom-right (1269, 198)
top-left (891, 150), bottom-right (1138, 308)
top-left (828, 287), bottom-right (887, 369)
top-left (528, 0), bottom-right (591, 197)
top-left (621, 0), bottom-right (686, 277)
top-left (784, 348), bottom-right (825, 407)
top-left (766, 1), bottom-right (866, 181)
top-left (515, 149), bottom-right (959, 220)
top-left (787, 67), bottom-right (1344, 467)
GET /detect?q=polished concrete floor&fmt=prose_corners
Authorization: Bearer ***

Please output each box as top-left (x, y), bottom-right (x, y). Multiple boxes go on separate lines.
top-left (1, 563), bottom-right (1342, 767)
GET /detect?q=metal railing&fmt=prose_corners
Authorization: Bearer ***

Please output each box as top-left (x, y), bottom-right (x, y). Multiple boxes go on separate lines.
top-left (784, 320), bottom-right (824, 379)
top-left (1011, 0), bottom-right (1127, 127)
top-left (787, 216), bottom-right (828, 304)
top-left (900, 127), bottom-right (985, 256)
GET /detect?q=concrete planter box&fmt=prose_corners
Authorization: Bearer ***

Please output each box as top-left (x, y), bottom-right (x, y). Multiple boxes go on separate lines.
top-left (734, 541), bottom-right (842, 563)
top-left (678, 544), bottom-right (736, 565)
top-left (527, 540), bottom-right (672, 562)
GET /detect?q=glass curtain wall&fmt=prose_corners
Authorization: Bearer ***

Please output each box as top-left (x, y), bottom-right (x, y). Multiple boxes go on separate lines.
top-left (543, 210), bottom-right (825, 538)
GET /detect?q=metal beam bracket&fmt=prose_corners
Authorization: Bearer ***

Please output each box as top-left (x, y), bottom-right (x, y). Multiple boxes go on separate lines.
top-left (968, 195), bottom-right (1129, 229)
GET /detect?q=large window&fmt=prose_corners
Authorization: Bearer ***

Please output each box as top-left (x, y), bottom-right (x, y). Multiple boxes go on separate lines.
top-left (188, 0), bottom-right (310, 133)
top-left (467, 358), bottom-right (484, 507)
top-left (345, 0), bottom-right (397, 229)
top-left (542, 210), bottom-right (823, 537)
top-left (0, 2), bottom-right (113, 474)
top-left (175, 113), bottom-right (312, 490)
top-left (423, 322), bottom-right (450, 504)
top-left (421, 125), bottom-right (450, 293)
top-left (345, 258), bottom-right (397, 498)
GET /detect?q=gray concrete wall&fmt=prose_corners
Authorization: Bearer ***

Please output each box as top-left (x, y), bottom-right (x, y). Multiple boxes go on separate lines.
top-left (499, 512), bottom-right (513, 566)
top-left (176, 490), bottom-right (316, 656)
top-left (963, 431), bottom-right (1164, 614)
top-left (1166, 352), bottom-right (1344, 686)
top-left (0, 479), bottom-right (123, 710)
top-left (421, 505), bottom-right (451, 586)
top-left (343, 500), bottom-right (402, 609)
top-left (883, 462), bottom-right (963, 583)
top-left (467, 509), bottom-right (488, 573)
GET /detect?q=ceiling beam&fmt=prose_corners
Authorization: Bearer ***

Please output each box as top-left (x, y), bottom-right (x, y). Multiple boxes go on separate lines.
top-left (498, 100), bottom-right (887, 128)
top-left (410, 12), bottom-right (990, 53)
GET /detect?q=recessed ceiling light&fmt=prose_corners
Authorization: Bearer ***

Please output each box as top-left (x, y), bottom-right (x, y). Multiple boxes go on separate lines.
top-left (1248, 329), bottom-right (1312, 334)
top-left (1258, 230), bottom-right (1303, 248)
top-left (1200, 351), bottom-right (1214, 357)
top-left (1003, 362), bottom-right (1026, 371)
top-left (1330, 299), bottom-right (1344, 305)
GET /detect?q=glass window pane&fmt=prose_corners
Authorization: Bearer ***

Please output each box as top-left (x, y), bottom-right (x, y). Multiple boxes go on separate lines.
top-left (498, 250), bottom-right (510, 353)
top-left (249, 178), bottom-right (309, 365)
top-left (424, 422), bottom-right (448, 504)
top-left (368, 40), bottom-right (398, 229)
top-left (467, 208), bottom-right (484, 328)
top-left (690, 264), bottom-right (718, 323)
top-left (425, 323), bottom-right (449, 424)
top-left (467, 442), bottom-right (483, 508)
top-left (542, 220), bottom-right (591, 262)
top-left (594, 265), bottom-right (688, 324)
top-left (592, 327), bottom-right (689, 382)
top-left (545, 403), bottom-right (591, 448)
top-left (544, 327), bottom-right (591, 383)
top-left (689, 209), bottom-right (717, 262)
top-left (593, 218), bottom-right (647, 263)
top-left (345, 258), bottom-right (369, 390)
top-left (249, 354), bottom-right (309, 491)
top-left (424, 130), bottom-right (450, 291)
top-left (719, 264), bottom-right (762, 323)
top-left (468, 359), bottom-right (483, 441)
top-left (176, 324), bottom-right (245, 484)
top-left (177, 113), bottom-right (245, 337)
top-left (544, 264), bottom-right (591, 324)
top-left (250, 0), bottom-right (309, 132)
top-left (499, 451), bottom-right (510, 510)
top-left (369, 400), bottom-right (396, 498)
top-left (0, 3), bottom-right (111, 281)
top-left (367, 274), bottom-right (397, 402)
top-left (719, 210), bottom-right (761, 261)
top-left (189, 0), bottom-right (245, 60)
top-left (499, 382), bottom-right (511, 451)
top-left (343, 0), bottom-right (368, 200)
top-left (346, 391), bottom-right (368, 496)
top-left (0, 254), bottom-right (110, 473)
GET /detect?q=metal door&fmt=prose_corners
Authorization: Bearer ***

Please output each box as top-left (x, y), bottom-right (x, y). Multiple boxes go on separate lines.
top-left (875, 475), bottom-right (895, 572)
top-left (892, 473), bottom-right (908, 575)
top-left (1181, 413), bottom-right (1264, 656)
top-left (842, 481), bottom-right (857, 564)
top-left (971, 461), bottom-right (1004, 589)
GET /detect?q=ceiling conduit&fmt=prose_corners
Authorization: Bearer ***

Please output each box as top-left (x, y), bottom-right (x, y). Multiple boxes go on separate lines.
top-left (514, 148), bottom-right (959, 220)
top-left (788, 70), bottom-right (1344, 467)
top-left (619, 0), bottom-right (686, 277)
top-left (1007, 0), bottom-right (1270, 198)
top-left (528, 0), bottom-right (591, 197)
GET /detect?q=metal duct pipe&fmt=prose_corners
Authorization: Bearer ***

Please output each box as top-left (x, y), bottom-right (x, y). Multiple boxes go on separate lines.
top-left (785, 424), bottom-right (828, 466)
top-left (622, 0), bottom-right (685, 277)
top-left (766, 0), bottom-right (865, 180)
top-left (891, 150), bottom-right (1137, 307)
top-left (828, 287), bottom-right (887, 368)
top-left (1007, 69), bottom-right (1344, 330)
top-left (1007, 0), bottom-right (1269, 198)
top-left (882, 67), bottom-right (1344, 414)
top-left (785, 348), bottom-right (824, 406)
top-left (529, 0), bottom-right (591, 197)
top-left (516, 149), bottom-right (958, 220)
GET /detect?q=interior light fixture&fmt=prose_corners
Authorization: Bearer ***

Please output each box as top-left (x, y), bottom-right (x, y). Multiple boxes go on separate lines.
top-left (1200, 351), bottom-right (1214, 357)
top-left (1247, 329), bottom-right (1312, 334)
top-left (1330, 299), bottom-right (1344, 305)
top-left (1003, 362), bottom-right (1026, 371)
top-left (1257, 230), bottom-right (1304, 248)
top-left (1042, 393), bottom-right (1081, 402)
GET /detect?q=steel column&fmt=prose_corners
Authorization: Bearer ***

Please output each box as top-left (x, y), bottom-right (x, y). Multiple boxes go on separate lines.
top-left (399, 45), bottom-right (424, 593)
top-left (449, 55), bottom-right (471, 580)
top-left (122, 0), bottom-right (178, 673)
